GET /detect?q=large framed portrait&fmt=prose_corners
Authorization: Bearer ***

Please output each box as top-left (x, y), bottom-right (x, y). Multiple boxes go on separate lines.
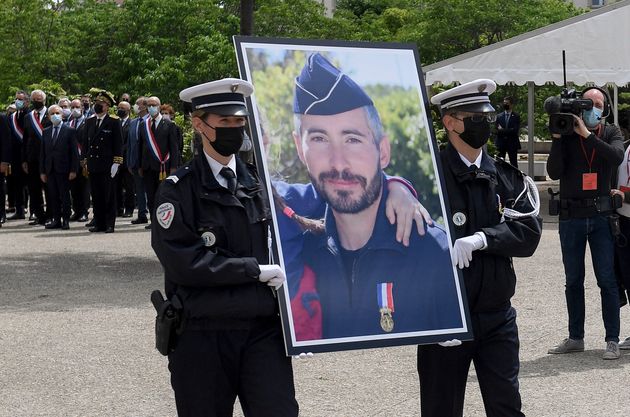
top-left (234, 37), bottom-right (472, 354)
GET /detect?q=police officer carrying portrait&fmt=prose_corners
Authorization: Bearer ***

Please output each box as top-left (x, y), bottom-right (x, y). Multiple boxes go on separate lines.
top-left (418, 79), bottom-right (542, 417)
top-left (151, 79), bottom-right (299, 417)
top-left (546, 86), bottom-right (625, 359)
top-left (81, 91), bottom-right (123, 233)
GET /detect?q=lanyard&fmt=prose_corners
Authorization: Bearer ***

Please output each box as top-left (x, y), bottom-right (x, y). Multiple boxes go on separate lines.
top-left (579, 135), bottom-right (596, 173)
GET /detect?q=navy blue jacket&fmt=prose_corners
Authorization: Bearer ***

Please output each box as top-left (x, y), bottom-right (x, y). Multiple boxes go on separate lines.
top-left (303, 180), bottom-right (463, 339)
top-left (39, 124), bottom-right (79, 175)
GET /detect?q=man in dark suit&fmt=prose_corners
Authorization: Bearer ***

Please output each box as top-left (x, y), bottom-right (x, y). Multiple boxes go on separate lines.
top-left (67, 98), bottom-right (90, 222)
top-left (81, 91), bottom-right (123, 233)
top-left (494, 96), bottom-right (521, 168)
top-left (22, 89), bottom-right (52, 225)
top-left (6, 91), bottom-right (30, 221)
top-left (39, 105), bottom-right (79, 230)
top-left (138, 96), bottom-right (179, 227)
top-left (115, 100), bottom-right (135, 217)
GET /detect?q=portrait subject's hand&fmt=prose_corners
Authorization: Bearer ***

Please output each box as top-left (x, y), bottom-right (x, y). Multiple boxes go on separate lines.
top-left (258, 264), bottom-right (286, 287)
top-left (438, 339), bottom-right (462, 347)
top-left (293, 352), bottom-right (314, 359)
top-left (451, 233), bottom-right (485, 269)
top-left (40, 174), bottom-right (47, 183)
top-left (0, 162), bottom-right (7, 175)
top-left (386, 181), bottom-right (432, 246)
top-left (69, 172), bottom-right (77, 181)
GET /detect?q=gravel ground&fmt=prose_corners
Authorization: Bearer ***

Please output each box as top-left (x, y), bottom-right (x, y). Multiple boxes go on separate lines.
top-left (1, 194), bottom-right (628, 417)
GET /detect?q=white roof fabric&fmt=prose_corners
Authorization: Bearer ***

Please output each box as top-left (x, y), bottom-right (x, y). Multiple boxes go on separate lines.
top-left (424, 0), bottom-right (630, 87)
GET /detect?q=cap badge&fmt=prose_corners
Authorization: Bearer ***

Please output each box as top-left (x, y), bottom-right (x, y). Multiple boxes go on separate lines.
top-left (230, 84), bottom-right (239, 93)
top-left (478, 83), bottom-right (487, 93)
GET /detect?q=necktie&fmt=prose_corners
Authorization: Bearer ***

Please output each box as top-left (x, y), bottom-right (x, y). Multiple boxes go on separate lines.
top-left (219, 167), bottom-right (237, 194)
top-left (151, 119), bottom-right (156, 135)
top-left (96, 118), bottom-right (102, 129)
top-left (53, 126), bottom-right (59, 144)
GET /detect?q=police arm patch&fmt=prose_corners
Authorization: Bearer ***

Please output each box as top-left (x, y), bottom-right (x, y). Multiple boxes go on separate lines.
top-left (156, 202), bottom-right (175, 229)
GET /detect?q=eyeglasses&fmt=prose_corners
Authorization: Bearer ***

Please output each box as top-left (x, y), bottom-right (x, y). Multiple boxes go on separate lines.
top-left (451, 113), bottom-right (497, 123)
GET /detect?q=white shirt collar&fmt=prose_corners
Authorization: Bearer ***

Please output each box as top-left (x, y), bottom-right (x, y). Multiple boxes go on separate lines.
top-left (151, 113), bottom-right (163, 127)
top-left (204, 150), bottom-right (237, 189)
top-left (458, 150), bottom-right (483, 168)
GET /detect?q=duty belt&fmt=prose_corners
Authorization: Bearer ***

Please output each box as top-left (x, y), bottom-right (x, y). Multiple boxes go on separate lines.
top-left (559, 196), bottom-right (614, 219)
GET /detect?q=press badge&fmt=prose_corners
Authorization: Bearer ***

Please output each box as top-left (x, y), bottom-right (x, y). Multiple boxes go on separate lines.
top-left (582, 173), bottom-right (597, 191)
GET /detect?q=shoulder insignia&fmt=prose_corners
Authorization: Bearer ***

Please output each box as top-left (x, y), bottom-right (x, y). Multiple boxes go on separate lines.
top-left (166, 165), bottom-right (193, 184)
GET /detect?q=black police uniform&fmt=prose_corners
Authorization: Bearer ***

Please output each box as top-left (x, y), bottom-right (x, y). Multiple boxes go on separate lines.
top-left (417, 145), bottom-right (542, 417)
top-left (151, 153), bottom-right (298, 417)
top-left (82, 114), bottom-right (123, 231)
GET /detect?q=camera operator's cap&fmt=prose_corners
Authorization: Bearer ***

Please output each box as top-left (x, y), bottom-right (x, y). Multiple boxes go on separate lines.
top-left (294, 52), bottom-right (373, 115)
top-left (179, 78), bottom-right (253, 116)
top-left (94, 91), bottom-right (116, 106)
top-left (431, 79), bottom-right (496, 114)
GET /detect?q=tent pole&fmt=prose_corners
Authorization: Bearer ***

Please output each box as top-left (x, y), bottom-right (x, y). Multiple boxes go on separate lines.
top-left (527, 81), bottom-right (535, 178)
top-left (613, 84), bottom-right (618, 126)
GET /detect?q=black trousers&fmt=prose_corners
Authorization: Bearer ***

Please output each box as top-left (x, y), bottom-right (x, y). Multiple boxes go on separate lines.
top-left (26, 164), bottom-right (48, 219)
top-left (6, 165), bottom-right (26, 213)
top-left (168, 318), bottom-right (299, 417)
top-left (497, 147), bottom-right (518, 168)
top-left (70, 173), bottom-right (90, 216)
top-left (417, 307), bottom-right (524, 417)
top-left (0, 173), bottom-right (5, 217)
top-left (46, 171), bottom-right (71, 221)
top-left (143, 169), bottom-right (161, 220)
top-left (116, 165), bottom-right (135, 213)
top-left (89, 172), bottom-right (116, 229)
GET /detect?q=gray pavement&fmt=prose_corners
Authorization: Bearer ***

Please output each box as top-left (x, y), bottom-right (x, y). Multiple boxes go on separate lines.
top-left (1, 196), bottom-right (629, 417)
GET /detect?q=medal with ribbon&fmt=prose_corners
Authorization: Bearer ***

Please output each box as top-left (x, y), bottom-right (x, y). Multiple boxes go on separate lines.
top-left (9, 112), bottom-right (24, 142)
top-left (377, 282), bottom-right (395, 332)
top-left (145, 118), bottom-right (170, 180)
top-left (28, 111), bottom-right (44, 140)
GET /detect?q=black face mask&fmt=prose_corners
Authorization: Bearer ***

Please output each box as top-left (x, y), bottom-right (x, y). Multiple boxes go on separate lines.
top-left (93, 103), bottom-right (104, 114)
top-left (456, 117), bottom-right (491, 149)
top-left (32, 101), bottom-right (44, 110)
top-left (201, 120), bottom-right (245, 157)
top-left (503, 104), bottom-right (510, 110)
top-left (83, 102), bottom-right (90, 110)
top-left (116, 109), bottom-right (128, 118)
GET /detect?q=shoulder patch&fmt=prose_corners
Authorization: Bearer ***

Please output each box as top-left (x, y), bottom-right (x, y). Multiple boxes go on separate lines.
top-left (156, 202), bottom-right (175, 229)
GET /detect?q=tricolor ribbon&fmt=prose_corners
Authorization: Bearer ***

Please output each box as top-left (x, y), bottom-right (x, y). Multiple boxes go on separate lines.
top-left (9, 112), bottom-right (24, 142)
top-left (28, 111), bottom-right (43, 140)
top-left (377, 282), bottom-right (394, 312)
top-left (144, 118), bottom-right (170, 181)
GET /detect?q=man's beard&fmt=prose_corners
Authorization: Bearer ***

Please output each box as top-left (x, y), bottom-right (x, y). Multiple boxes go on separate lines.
top-left (311, 168), bottom-right (382, 214)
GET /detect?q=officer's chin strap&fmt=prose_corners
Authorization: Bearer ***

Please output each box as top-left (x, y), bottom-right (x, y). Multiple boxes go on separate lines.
top-left (503, 175), bottom-right (540, 219)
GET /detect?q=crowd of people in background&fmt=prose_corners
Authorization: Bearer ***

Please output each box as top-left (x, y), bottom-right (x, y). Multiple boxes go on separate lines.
top-left (0, 89), bottom-right (187, 232)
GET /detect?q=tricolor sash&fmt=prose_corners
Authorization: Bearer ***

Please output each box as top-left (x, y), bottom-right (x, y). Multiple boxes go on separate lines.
top-left (28, 111), bottom-right (44, 140)
top-left (9, 112), bottom-right (24, 142)
top-left (144, 118), bottom-right (170, 180)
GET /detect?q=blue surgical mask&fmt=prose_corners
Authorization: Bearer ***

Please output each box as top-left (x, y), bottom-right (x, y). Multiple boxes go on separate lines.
top-left (582, 107), bottom-right (603, 128)
top-left (51, 114), bottom-right (63, 126)
top-left (15, 99), bottom-right (24, 110)
top-left (148, 106), bottom-right (159, 117)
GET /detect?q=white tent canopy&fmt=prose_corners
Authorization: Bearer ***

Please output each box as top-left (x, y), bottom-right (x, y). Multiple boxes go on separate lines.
top-left (423, 1), bottom-right (630, 177)
top-left (424, 0), bottom-right (630, 87)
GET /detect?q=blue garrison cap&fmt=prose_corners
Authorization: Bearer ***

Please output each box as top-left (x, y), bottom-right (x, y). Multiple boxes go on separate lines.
top-left (294, 53), bottom-right (373, 115)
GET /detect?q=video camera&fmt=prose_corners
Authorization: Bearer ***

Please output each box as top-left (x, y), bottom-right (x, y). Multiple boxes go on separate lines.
top-left (543, 88), bottom-right (593, 135)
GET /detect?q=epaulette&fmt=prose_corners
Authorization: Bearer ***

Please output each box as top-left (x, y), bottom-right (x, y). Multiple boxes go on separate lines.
top-left (165, 164), bottom-right (193, 185)
top-left (494, 156), bottom-right (525, 177)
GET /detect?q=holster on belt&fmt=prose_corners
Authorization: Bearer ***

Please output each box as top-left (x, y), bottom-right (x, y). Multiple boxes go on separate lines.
top-left (150, 290), bottom-right (184, 356)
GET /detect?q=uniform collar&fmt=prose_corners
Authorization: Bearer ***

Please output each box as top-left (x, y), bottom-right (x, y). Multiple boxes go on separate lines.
top-left (204, 150), bottom-right (237, 188)
top-left (446, 143), bottom-right (496, 184)
top-left (195, 152), bottom-right (258, 192)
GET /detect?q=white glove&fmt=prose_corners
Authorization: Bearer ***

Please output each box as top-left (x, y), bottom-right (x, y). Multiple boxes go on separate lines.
top-left (438, 339), bottom-right (462, 347)
top-left (110, 163), bottom-right (120, 178)
top-left (451, 233), bottom-right (485, 269)
top-left (293, 352), bottom-right (314, 359)
top-left (258, 264), bottom-right (286, 288)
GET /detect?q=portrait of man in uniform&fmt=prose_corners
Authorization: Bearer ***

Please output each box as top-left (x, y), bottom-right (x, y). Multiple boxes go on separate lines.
top-left (235, 39), bottom-right (471, 354)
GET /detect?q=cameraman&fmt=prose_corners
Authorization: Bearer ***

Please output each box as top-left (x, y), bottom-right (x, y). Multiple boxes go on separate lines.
top-left (546, 87), bottom-right (624, 359)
